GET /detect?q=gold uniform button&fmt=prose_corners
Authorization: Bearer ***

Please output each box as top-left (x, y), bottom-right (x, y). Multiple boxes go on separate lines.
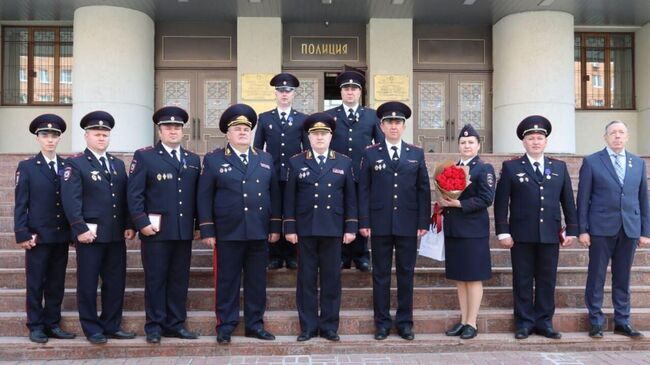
top-left (112, 193), bottom-right (115, 197)
top-left (180, 213), bottom-right (183, 217)
top-left (541, 196), bottom-right (544, 200)
top-left (56, 214), bottom-right (60, 218)
top-left (540, 207), bottom-right (544, 211)
top-left (179, 201), bottom-right (183, 205)
top-left (113, 215), bottom-right (117, 218)
top-left (256, 179), bottom-right (260, 183)
top-left (394, 173), bottom-right (398, 176)
top-left (394, 195), bottom-right (398, 199)
top-left (281, 133), bottom-right (285, 137)
top-left (281, 143), bottom-right (285, 146)
top-left (258, 193), bottom-right (262, 196)
top-left (394, 184), bottom-right (398, 188)
top-left (178, 189), bottom-right (182, 193)
top-left (113, 204), bottom-right (116, 208)
top-left (178, 178), bottom-right (181, 181)
top-left (314, 205), bottom-right (318, 209)
top-left (328, 183), bottom-right (332, 187)
top-left (328, 194), bottom-right (331, 198)
top-left (315, 194), bottom-right (319, 198)
top-left (394, 207), bottom-right (398, 210)
top-left (348, 148), bottom-right (352, 151)
top-left (327, 206), bottom-right (330, 209)
top-left (244, 193), bottom-right (248, 197)
top-left (243, 180), bottom-right (246, 184)
top-left (540, 219), bottom-right (544, 223)
top-left (349, 138), bottom-right (352, 141)
top-left (259, 207), bottom-right (263, 210)
top-left (244, 207), bottom-right (248, 211)
top-left (540, 186), bottom-right (544, 190)
top-left (315, 183), bottom-right (319, 187)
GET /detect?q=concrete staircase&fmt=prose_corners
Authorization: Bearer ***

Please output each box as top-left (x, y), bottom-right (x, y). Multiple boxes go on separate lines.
top-left (1, 152), bottom-right (650, 360)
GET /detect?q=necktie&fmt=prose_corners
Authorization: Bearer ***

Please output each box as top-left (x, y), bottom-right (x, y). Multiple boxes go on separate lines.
top-left (613, 153), bottom-right (625, 184)
top-left (347, 108), bottom-right (356, 122)
top-left (48, 161), bottom-right (57, 177)
top-left (280, 112), bottom-right (287, 126)
top-left (240, 153), bottom-right (248, 166)
top-left (317, 155), bottom-right (326, 169)
top-left (391, 146), bottom-right (399, 162)
top-left (171, 149), bottom-right (181, 169)
top-left (533, 161), bottom-right (543, 181)
top-left (99, 156), bottom-right (111, 180)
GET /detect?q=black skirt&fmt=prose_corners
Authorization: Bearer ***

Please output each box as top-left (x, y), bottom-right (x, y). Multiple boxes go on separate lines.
top-left (444, 236), bottom-right (492, 281)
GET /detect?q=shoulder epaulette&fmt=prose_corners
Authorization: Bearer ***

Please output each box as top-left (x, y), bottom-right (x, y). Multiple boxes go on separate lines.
top-left (365, 143), bottom-right (381, 150)
top-left (137, 145), bottom-right (154, 152)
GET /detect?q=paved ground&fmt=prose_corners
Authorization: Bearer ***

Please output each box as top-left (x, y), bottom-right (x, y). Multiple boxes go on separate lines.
top-left (1, 352), bottom-right (650, 365)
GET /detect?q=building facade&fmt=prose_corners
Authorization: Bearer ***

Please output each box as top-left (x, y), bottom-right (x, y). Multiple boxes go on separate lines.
top-left (1, 0), bottom-right (649, 155)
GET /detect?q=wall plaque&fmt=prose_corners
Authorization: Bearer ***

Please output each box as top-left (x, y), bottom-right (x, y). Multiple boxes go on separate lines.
top-left (241, 73), bottom-right (275, 100)
top-left (374, 74), bottom-right (409, 101)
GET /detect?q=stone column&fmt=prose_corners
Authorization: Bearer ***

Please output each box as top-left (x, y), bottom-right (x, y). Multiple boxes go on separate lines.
top-left (492, 11), bottom-right (575, 153)
top-left (366, 18), bottom-right (414, 143)
top-left (72, 6), bottom-right (154, 152)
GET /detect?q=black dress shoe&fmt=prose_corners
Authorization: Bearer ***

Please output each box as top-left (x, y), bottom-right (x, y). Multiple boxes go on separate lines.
top-left (374, 328), bottom-right (390, 340)
top-left (460, 325), bottom-right (478, 340)
top-left (268, 259), bottom-right (283, 270)
top-left (146, 332), bottom-right (161, 344)
top-left (535, 327), bottom-right (562, 339)
top-left (614, 324), bottom-right (643, 338)
top-left (297, 330), bottom-right (318, 342)
top-left (286, 259), bottom-right (298, 270)
top-left (398, 326), bottom-right (415, 340)
top-left (45, 327), bottom-right (76, 339)
top-left (514, 328), bottom-right (530, 339)
top-left (163, 328), bottom-right (198, 339)
top-left (320, 330), bottom-right (340, 341)
top-left (341, 261), bottom-right (351, 269)
top-left (87, 333), bottom-right (108, 344)
top-left (245, 328), bottom-right (275, 340)
top-left (589, 325), bottom-right (603, 338)
top-left (356, 261), bottom-right (371, 272)
top-left (216, 332), bottom-right (231, 344)
top-left (105, 329), bottom-right (136, 339)
top-left (445, 322), bottom-right (466, 336)
top-left (29, 329), bottom-right (48, 344)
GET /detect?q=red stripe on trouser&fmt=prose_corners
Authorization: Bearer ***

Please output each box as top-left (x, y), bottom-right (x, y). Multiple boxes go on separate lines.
top-left (213, 245), bottom-right (221, 326)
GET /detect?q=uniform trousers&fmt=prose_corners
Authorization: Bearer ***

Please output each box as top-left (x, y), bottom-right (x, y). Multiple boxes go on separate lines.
top-left (25, 243), bottom-right (69, 331)
top-left (296, 236), bottom-right (342, 333)
top-left (510, 242), bottom-right (559, 330)
top-left (75, 241), bottom-right (127, 337)
top-left (214, 240), bottom-right (267, 334)
top-left (371, 235), bottom-right (417, 330)
top-left (141, 239), bottom-right (192, 334)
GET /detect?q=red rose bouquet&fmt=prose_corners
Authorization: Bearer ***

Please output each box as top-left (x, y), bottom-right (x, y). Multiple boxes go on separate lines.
top-left (433, 160), bottom-right (471, 199)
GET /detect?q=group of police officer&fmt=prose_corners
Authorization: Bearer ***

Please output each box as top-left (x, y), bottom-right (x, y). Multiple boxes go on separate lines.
top-left (14, 70), bottom-right (648, 346)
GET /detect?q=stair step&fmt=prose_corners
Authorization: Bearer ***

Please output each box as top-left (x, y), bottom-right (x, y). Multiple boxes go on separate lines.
top-left (2, 248), bottom-right (649, 268)
top-left (1, 286), bottom-right (649, 312)
top-left (2, 332), bottom-right (650, 361)
top-left (2, 266), bottom-right (649, 289)
top-left (1, 308), bottom-right (650, 337)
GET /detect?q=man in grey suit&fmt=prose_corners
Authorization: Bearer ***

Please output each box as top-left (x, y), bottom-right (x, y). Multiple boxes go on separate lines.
top-left (577, 120), bottom-right (650, 339)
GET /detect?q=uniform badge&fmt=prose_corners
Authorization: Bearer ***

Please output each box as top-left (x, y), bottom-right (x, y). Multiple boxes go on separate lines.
top-left (486, 173), bottom-right (494, 187)
top-left (167, 173), bottom-right (173, 179)
top-left (162, 173), bottom-right (167, 180)
top-left (332, 168), bottom-right (345, 175)
top-left (544, 168), bottom-right (552, 180)
top-left (287, 116), bottom-right (293, 127)
top-left (15, 171), bottom-right (20, 186)
top-left (516, 172), bottom-right (527, 183)
top-left (260, 163), bottom-right (270, 170)
top-left (63, 167), bottom-right (71, 181)
top-left (91, 171), bottom-right (101, 181)
top-left (157, 173), bottom-right (162, 181)
top-left (220, 163), bottom-right (232, 173)
top-left (268, 124), bottom-right (272, 130)
top-left (299, 167), bottom-right (310, 179)
top-left (375, 159), bottom-right (386, 171)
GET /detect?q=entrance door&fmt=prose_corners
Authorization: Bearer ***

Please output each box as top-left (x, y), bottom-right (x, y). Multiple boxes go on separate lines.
top-left (414, 72), bottom-right (492, 153)
top-left (285, 70), bottom-right (324, 114)
top-left (155, 70), bottom-right (236, 154)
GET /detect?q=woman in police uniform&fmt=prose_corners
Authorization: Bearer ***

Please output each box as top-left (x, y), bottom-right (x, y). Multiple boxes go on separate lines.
top-left (437, 124), bottom-right (495, 340)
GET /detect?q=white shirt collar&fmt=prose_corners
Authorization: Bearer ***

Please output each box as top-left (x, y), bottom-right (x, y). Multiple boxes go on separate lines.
top-left (89, 149), bottom-right (108, 163)
top-left (230, 145), bottom-right (249, 159)
top-left (606, 146), bottom-right (626, 158)
top-left (161, 143), bottom-right (181, 160)
top-left (276, 107), bottom-right (291, 116)
top-left (526, 154), bottom-right (544, 170)
top-left (460, 155), bottom-right (477, 166)
top-left (343, 104), bottom-right (359, 114)
top-left (385, 140), bottom-right (402, 157)
top-left (313, 149), bottom-right (329, 161)
top-left (42, 154), bottom-right (58, 171)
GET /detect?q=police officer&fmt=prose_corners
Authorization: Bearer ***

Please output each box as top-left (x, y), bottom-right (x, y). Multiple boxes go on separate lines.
top-left (358, 102), bottom-right (431, 341)
top-left (61, 111), bottom-right (136, 344)
top-left (127, 106), bottom-right (201, 344)
top-left (326, 70), bottom-right (384, 272)
top-left (494, 115), bottom-right (578, 340)
top-left (14, 115), bottom-right (75, 343)
top-left (283, 113), bottom-right (357, 342)
top-left (577, 120), bottom-right (650, 339)
top-left (254, 73), bottom-right (309, 270)
top-left (439, 124), bottom-right (495, 340)
top-left (197, 104), bottom-right (281, 344)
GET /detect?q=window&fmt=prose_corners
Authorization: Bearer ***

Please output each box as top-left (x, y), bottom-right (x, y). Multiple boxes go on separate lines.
top-left (575, 32), bottom-right (634, 109)
top-left (2, 26), bottom-right (73, 105)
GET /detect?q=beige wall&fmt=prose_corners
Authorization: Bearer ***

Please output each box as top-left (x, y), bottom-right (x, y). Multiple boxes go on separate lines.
top-left (0, 107), bottom-right (73, 153)
top-left (636, 23), bottom-right (650, 155)
top-left (237, 17), bottom-right (282, 114)
top-left (575, 110), bottom-right (638, 155)
top-left (366, 18), bottom-right (413, 143)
